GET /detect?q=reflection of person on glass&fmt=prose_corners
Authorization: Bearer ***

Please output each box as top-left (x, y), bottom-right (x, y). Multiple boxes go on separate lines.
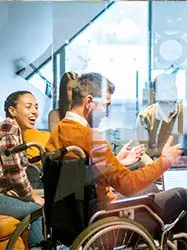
top-left (45, 72), bottom-right (187, 250)
top-left (46, 72), bottom-right (182, 202)
top-left (137, 66), bottom-right (186, 158)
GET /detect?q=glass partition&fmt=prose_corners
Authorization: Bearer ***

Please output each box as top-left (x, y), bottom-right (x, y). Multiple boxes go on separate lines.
top-left (64, 1), bottom-right (148, 144)
top-left (16, 1), bottom-right (187, 135)
top-left (152, 1), bottom-right (187, 101)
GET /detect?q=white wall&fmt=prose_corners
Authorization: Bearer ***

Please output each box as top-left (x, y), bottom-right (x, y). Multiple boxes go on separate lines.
top-left (0, 2), bottom-right (52, 129)
top-left (52, 1), bottom-right (108, 52)
top-left (0, 1), bottom-right (108, 129)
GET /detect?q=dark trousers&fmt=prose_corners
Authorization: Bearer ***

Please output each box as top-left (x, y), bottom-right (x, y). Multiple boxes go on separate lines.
top-left (154, 188), bottom-right (187, 233)
top-left (117, 187), bottom-right (187, 238)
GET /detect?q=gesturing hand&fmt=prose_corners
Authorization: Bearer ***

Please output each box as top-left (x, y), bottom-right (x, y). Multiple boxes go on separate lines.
top-left (117, 140), bottom-right (133, 159)
top-left (117, 142), bottom-right (145, 166)
top-left (161, 136), bottom-right (182, 169)
top-left (122, 140), bottom-right (134, 151)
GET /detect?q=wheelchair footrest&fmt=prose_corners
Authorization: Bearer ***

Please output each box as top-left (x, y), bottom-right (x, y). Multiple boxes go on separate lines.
top-left (164, 210), bottom-right (187, 233)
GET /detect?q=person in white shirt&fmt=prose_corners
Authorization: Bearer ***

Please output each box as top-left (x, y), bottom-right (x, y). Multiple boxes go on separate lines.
top-left (136, 69), bottom-right (186, 158)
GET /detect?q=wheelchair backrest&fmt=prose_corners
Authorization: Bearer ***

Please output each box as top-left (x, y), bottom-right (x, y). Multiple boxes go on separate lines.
top-left (42, 157), bottom-right (97, 246)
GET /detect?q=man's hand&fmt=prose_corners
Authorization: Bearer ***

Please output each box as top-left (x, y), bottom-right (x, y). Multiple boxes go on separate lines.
top-left (122, 140), bottom-right (133, 151)
top-left (117, 142), bottom-right (145, 166)
top-left (117, 140), bottom-right (133, 159)
top-left (161, 136), bottom-right (182, 169)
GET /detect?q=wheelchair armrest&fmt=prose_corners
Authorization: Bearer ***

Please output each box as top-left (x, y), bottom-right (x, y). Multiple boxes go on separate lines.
top-left (89, 193), bottom-right (162, 226)
top-left (106, 193), bottom-right (161, 214)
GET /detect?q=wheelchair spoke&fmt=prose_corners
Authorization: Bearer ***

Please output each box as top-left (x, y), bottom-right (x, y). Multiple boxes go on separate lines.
top-left (124, 230), bottom-right (134, 247)
top-left (113, 228), bottom-right (120, 247)
top-left (104, 230), bottom-right (110, 250)
top-left (131, 234), bottom-right (141, 249)
top-left (72, 217), bottom-right (157, 250)
top-left (83, 227), bottom-right (153, 249)
top-left (98, 234), bottom-right (105, 250)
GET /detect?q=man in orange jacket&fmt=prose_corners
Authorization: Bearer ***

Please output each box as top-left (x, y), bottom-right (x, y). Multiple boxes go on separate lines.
top-left (46, 72), bottom-right (187, 234)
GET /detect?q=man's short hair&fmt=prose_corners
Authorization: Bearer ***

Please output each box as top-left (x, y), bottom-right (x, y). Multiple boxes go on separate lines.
top-left (72, 72), bottom-right (115, 106)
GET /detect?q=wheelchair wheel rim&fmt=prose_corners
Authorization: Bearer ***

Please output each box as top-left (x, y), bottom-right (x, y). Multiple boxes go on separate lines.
top-left (71, 217), bottom-right (157, 250)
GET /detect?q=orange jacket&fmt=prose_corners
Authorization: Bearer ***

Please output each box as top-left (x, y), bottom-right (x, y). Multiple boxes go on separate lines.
top-left (46, 119), bottom-right (169, 208)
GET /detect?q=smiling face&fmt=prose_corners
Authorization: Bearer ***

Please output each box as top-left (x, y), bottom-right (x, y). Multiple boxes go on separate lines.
top-left (8, 93), bottom-right (39, 132)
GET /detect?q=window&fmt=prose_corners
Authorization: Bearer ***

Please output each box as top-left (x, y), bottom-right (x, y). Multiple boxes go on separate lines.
top-left (28, 60), bottom-right (53, 96)
top-left (65, 1), bottom-right (148, 139)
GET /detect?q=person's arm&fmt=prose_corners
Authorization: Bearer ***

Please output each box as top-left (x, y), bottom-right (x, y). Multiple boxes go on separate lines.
top-left (0, 133), bottom-right (33, 198)
top-left (117, 142), bottom-right (145, 166)
top-left (90, 131), bottom-right (181, 197)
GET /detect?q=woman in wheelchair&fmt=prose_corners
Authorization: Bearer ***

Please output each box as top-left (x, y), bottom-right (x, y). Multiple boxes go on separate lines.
top-left (46, 72), bottom-right (187, 249)
top-left (0, 91), bottom-right (44, 249)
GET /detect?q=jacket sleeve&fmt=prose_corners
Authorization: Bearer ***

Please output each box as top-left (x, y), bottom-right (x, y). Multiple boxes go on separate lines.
top-left (89, 130), bottom-right (169, 196)
top-left (0, 133), bottom-right (33, 198)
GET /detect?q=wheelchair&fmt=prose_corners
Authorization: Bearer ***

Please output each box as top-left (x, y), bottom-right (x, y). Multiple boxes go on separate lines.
top-left (3, 142), bottom-right (187, 250)
top-left (0, 207), bottom-right (43, 250)
top-left (0, 215), bottom-right (28, 249)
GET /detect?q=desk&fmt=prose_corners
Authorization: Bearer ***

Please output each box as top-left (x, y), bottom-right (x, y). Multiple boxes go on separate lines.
top-left (163, 167), bottom-right (187, 190)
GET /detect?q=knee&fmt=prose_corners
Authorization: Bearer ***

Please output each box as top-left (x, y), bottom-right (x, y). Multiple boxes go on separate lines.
top-left (175, 188), bottom-right (187, 209)
top-left (25, 201), bottom-right (42, 215)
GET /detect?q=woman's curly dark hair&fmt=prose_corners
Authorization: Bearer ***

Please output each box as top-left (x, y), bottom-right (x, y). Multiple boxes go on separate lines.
top-left (4, 90), bottom-right (32, 118)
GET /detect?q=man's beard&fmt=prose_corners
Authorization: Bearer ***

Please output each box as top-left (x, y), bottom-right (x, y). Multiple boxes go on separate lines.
top-left (90, 110), bottom-right (105, 128)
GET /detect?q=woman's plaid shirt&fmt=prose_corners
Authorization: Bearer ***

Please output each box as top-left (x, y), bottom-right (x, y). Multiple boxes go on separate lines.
top-left (0, 118), bottom-right (32, 197)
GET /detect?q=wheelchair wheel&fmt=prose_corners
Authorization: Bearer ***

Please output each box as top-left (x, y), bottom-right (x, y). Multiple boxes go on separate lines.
top-left (175, 239), bottom-right (187, 250)
top-left (6, 208), bottom-right (43, 250)
top-left (71, 216), bottom-right (157, 250)
top-left (6, 214), bottom-right (31, 250)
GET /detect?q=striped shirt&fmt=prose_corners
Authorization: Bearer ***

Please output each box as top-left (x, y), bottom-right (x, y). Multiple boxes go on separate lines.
top-left (0, 118), bottom-right (32, 198)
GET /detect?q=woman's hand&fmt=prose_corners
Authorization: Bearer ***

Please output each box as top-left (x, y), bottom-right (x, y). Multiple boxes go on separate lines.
top-left (34, 196), bottom-right (44, 206)
top-left (31, 191), bottom-right (44, 206)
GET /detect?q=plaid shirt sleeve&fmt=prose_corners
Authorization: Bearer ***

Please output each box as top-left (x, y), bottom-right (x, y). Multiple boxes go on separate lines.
top-left (0, 133), bottom-right (33, 198)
